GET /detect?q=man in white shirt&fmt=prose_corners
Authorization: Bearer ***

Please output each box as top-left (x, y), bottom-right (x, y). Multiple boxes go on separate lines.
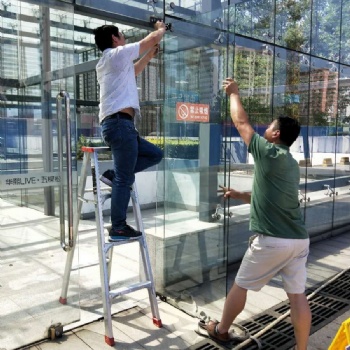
top-left (93, 21), bottom-right (165, 241)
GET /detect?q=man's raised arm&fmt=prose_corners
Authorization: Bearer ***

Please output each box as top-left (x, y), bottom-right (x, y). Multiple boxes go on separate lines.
top-left (222, 78), bottom-right (255, 146)
top-left (139, 21), bottom-right (166, 56)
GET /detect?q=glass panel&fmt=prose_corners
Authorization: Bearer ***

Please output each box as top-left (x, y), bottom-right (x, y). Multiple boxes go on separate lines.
top-left (0, 1), bottom-right (80, 348)
top-left (165, 0), bottom-right (225, 28)
top-left (311, 0), bottom-right (341, 61)
top-left (226, 35), bottom-right (273, 263)
top-left (333, 65), bottom-right (350, 228)
top-left (275, 0), bottom-right (311, 53)
top-left (272, 47), bottom-right (311, 216)
top-left (340, 1), bottom-right (350, 65)
top-left (75, 0), bottom-right (163, 25)
top-left (159, 18), bottom-right (232, 319)
top-left (303, 56), bottom-right (338, 235)
top-left (234, 0), bottom-right (274, 43)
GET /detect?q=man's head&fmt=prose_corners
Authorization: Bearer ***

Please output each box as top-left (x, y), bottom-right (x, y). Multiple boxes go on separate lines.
top-left (93, 25), bottom-right (125, 52)
top-left (264, 116), bottom-right (301, 147)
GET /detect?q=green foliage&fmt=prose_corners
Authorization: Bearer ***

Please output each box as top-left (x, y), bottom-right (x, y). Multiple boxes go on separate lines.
top-left (284, 26), bottom-right (307, 51)
top-left (76, 135), bottom-right (111, 160)
top-left (77, 136), bottom-right (200, 160)
top-left (76, 135), bottom-right (90, 160)
top-left (310, 112), bottom-right (329, 126)
top-left (146, 137), bottom-right (199, 159)
top-left (241, 97), bottom-right (271, 125)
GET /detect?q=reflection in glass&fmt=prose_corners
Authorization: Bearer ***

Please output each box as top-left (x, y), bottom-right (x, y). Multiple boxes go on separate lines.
top-left (311, 0), bottom-right (341, 61)
top-left (340, 1), bottom-right (350, 65)
top-left (275, 0), bottom-right (311, 53)
top-left (0, 1), bottom-right (80, 348)
top-left (234, 0), bottom-right (274, 42)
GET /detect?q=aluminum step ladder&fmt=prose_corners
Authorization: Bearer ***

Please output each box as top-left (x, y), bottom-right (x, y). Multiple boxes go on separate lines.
top-left (59, 146), bottom-right (162, 346)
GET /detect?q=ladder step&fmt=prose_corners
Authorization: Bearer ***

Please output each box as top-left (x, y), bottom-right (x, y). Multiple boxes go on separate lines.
top-left (85, 187), bottom-right (111, 193)
top-left (110, 281), bottom-right (152, 299)
top-left (104, 237), bottom-right (142, 251)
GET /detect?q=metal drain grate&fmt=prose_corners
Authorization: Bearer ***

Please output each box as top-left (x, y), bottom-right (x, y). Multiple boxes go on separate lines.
top-left (239, 315), bottom-right (295, 350)
top-left (189, 269), bottom-right (350, 350)
top-left (187, 338), bottom-right (225, 350)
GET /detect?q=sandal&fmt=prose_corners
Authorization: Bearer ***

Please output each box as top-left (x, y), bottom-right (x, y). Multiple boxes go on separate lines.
top-left (198, 319), bottom-right (251, 343)
top-left (200, 320), bottom-right (232, 344)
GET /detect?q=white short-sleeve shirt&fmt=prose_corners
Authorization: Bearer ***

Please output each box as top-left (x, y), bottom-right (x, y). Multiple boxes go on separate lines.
top-left (96, 42), bottom-right (140, 123)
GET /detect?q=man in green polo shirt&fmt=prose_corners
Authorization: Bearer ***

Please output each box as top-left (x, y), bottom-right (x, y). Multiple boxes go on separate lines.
top-left (203, 78), bottom-right (310, 350)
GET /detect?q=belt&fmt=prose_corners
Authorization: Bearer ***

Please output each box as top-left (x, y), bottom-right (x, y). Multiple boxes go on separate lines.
top-left (103, 111), bottom-right (133, 122)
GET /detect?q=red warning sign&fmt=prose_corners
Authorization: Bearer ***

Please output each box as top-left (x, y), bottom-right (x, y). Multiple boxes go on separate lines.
top-left (176, 102), bottom-right (210, 123)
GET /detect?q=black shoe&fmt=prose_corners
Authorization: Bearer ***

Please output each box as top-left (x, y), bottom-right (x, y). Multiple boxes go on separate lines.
top-left (108, 225), bottom-right (142, 241)
top-left (100, 169), bottom-right (114, 187)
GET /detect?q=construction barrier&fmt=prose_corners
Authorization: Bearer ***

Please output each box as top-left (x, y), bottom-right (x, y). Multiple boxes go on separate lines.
top-left (328, 318), bottom-right (350, 350)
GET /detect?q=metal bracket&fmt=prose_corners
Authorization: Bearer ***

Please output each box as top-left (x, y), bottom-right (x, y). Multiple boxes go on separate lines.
top-left (298, 190), bottom-right (310, 203)
top-left (324, 184), bottom-right (338, 197)
top-left (150, 16), bottom-right (172, 31)
top-left (212, 204), bottom-right (233, 221)
top-left (48, 323), bottom-right (63, 340)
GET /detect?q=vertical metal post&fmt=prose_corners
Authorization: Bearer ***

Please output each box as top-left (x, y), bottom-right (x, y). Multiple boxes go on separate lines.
top-left (56, 91), bottom-right (74, 251)
top-left (40, 6), bottom-right (55, 215)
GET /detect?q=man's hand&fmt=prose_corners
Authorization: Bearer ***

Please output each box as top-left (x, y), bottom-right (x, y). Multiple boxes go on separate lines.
top-left (218, 185), bottom-right (252, 203)
top-left (148, 44), bottom-right (160, 59)
top-left (218, 185), bottom-right (239, 199)
top-left (221, 78), bottom-right (255, 147)
top-left (154, 20), bottom-right (166, 31)
top-left (222, 78), bottom-right (239, 96)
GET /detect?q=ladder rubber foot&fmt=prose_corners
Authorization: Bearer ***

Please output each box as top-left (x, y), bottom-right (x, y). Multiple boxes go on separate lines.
top-left (105, 336), bottom-right (115, 346)
top-left (153, 317), bottom-right (162, 328)
top-left (59, 297), bottom-right (67, 305)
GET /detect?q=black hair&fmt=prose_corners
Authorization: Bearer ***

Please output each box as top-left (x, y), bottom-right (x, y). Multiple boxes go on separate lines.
top-left (93, 25), bottom-right (120, 52)
top-left (273, 116), bottom-right (301, 147)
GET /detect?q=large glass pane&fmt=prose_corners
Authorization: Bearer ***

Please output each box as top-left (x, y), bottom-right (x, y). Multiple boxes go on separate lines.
top-left (311, 0), bottom-right (341, 61)
top-left (75, 0), bottom-right (163, 25)
top-left (303, 56), bottom-right (338, 236)
top-left (333, 64), bottom-right (350, 229)
top-left (272, 47), bottom-right (311, 217)
top-left (275, 0), bottom-right (311, 53)
top-left (158, 19), bottom-right (232, 320)
top-left (226, 35), bottom-right (274, 267)
top-left (165, 0), bottom-right (225, 28)
top-left (234, 0), bottom-right (274, 43)
top-left (340, 1), bottom-right (350, 65)
top-left (0, 1), bottom-right (80, 348)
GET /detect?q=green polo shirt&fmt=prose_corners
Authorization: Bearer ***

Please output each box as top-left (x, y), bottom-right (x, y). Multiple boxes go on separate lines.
top-left (248, 133), bottom-right (308, 239)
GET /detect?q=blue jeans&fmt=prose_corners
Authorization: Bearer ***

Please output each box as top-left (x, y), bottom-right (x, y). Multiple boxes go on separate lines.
top-left (101, 116), bottom-right (162, 229)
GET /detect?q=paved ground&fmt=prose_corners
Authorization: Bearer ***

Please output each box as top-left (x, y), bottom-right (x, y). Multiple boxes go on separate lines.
top-left (20, 232), bottom-right (350, 350)
top-left (1, 198), bottom-right (350, 350)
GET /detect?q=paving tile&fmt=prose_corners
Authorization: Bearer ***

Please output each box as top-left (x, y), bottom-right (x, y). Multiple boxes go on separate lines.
top-left (73, 323), bottom-right (145, 350)
top-left (111, 307), bottom-right (190, 349)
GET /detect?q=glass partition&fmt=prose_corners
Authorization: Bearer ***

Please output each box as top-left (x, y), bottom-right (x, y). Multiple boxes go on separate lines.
top-left (275, 0), bottom-right (311, 53)
top-left (155, 0), bottom-right (350, 319)
top-left (333, 64), bottom-right (350, 230)
top-left (235, 0), bottom-right (275, 43)
top-left (340, 1), bottom-right (350, 65)
top-left (0, 1), bottom-right (80, 348)
top-left (302, 57), bottom-right (337, 234)
top-left (311, 0), bottom-right (341, 61)
top-left (157, 14), bottom-right (233, 319)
